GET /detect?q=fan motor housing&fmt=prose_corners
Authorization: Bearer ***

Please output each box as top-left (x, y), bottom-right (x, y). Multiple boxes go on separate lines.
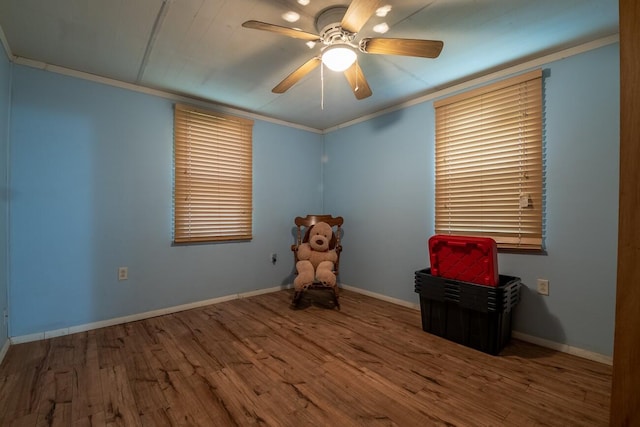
top-left (315, 6), bottom-right (355, 45)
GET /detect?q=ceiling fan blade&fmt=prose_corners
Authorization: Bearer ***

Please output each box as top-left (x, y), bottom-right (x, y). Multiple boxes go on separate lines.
top-left (361, 38), bottom-right (444, 58)
top-left (341, 0), bottom-right (383, 33)
top-left (272, 57), bottom-right (321, 94)
top-left (242, 20), bottom-right (320, 41)
top-left (343, 62), bottom-right (372, 100)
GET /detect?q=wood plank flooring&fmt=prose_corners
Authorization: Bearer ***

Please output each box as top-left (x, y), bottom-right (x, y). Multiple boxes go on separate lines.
top-left (0, 289), bottom-right (611, 426)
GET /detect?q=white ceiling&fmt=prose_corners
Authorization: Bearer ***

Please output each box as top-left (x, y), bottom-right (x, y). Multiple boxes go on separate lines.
top-left (0, 0), bottom-right (619, 130)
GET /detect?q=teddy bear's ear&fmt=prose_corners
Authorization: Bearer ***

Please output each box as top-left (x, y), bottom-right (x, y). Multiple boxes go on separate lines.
top-left (302, 225), bottom-right (314, 243)
top-left (328, 230), bottom-right (337, 249)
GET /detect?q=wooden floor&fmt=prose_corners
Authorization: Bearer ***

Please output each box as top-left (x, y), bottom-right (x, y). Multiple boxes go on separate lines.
top-left (0, 289), bottom-right (611, 426)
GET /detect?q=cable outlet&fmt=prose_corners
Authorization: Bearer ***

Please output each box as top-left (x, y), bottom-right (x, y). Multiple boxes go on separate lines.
top-left (271, 253), bottom-right (277, 265)
top-left (3, 309), bottom-right (7, 327)
top-left (118, 267), bottom-right (128, 281)
top-left (537, 279), bottom-right (549, 296)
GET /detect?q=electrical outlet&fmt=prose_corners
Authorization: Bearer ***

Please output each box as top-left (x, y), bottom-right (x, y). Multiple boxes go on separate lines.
top-left (118, 267), bottom-right (128, 281)
top-left (537, 279), bottom-right (549, 296)
top-left (271, 253), bottom-right (277, 265)
top-left (3, 309), bottom-right (7, 327)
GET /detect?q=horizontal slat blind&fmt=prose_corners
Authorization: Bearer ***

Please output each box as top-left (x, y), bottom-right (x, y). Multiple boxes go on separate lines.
top-left (434, 70), bottom-right (543, 250)
top-left (173, 104), bottom-right (253, 243)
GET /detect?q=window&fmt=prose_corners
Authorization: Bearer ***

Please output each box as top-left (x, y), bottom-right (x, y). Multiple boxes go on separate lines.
top-left (173, 104), bottom-right (253, 244)
top-left (434, 69), bottom-right (543, 251)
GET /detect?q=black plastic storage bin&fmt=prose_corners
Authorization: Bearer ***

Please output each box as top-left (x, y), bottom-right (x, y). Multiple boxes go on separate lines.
top-left (414, 268), bottom-right (521, 355)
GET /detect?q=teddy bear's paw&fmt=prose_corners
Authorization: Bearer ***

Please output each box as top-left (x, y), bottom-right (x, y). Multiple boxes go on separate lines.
top-left (315, 270), bottom-right (336, 287)
top-left (294, 276), bottom-right (312, 290)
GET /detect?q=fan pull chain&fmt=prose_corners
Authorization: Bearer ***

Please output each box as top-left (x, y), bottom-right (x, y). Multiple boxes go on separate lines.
top-left (321, 61), bottom-right (325, 110)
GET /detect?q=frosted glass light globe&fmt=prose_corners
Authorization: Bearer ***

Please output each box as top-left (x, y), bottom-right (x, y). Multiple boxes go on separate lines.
top-left (322, 46), bottom-right (357, 72)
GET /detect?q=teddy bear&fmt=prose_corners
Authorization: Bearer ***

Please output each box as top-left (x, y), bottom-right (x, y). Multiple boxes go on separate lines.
top-left (293, 221), bottom-right (338, 291)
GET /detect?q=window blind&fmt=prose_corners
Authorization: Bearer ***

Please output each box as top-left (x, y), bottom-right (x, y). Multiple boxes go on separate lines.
top-left (434, 69), bottom-right (543, 250)
top-left (173, 104), bottom-right (253, 244)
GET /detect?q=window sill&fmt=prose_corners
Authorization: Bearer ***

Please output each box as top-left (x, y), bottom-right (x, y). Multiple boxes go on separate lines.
top-left (498, 247), bottom-right (547, 255)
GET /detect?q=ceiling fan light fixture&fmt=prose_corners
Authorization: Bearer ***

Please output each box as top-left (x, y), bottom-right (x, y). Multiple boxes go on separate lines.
top-left (321, 45), bottom-right (357, 72)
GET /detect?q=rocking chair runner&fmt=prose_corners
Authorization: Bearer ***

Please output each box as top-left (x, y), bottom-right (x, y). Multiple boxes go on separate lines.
top-left (291, 215), bottom-right (343, 309)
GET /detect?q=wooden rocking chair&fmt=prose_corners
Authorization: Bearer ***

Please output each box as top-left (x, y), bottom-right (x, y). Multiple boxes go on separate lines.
top-left (291, 215), bottom-right (343, 309)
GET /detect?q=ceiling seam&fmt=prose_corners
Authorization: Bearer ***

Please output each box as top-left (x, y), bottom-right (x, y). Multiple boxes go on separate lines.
top-left (136, 0), bottom-right (172, 84)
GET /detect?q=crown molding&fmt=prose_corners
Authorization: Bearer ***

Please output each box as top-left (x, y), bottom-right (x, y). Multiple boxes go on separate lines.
top-left (6, 31), bottom-right (619, 135)
top-left (324, 34), bottom-right (620, 133)
top-left (0, 23), bottom-right (14, 61)
top-left (12, 56), bottom-right (323, 134)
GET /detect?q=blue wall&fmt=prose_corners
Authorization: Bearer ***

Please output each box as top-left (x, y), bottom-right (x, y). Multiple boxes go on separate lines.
top-left (5, 43), bottom-right (620, 358)
top-left (324, 43), bottom-right (619, 356)
top-left (9, 65), bottom-right (322, 336)
top-left (0, 42), bottom-right (10, 350)
top-left (323, 103), bottom-right (435, 299)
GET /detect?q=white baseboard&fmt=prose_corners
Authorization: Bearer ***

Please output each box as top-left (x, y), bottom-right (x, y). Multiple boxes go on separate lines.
top-left (340, 283), bottom-right (420, 310)
top-left (511, 331), bottom-right (613, 365)
top-left (0, 338), bottom-right (9, 365)
top-left (10, 285), bottom-right (287, 345)
top-left (343, 283), bottom-right (612, 365)
top-left (9, 284), bottom-right (614, 366)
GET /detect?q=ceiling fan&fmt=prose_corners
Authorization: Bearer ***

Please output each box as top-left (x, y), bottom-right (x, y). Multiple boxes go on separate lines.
top-left (242, 0), bottom-right (443, 100)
